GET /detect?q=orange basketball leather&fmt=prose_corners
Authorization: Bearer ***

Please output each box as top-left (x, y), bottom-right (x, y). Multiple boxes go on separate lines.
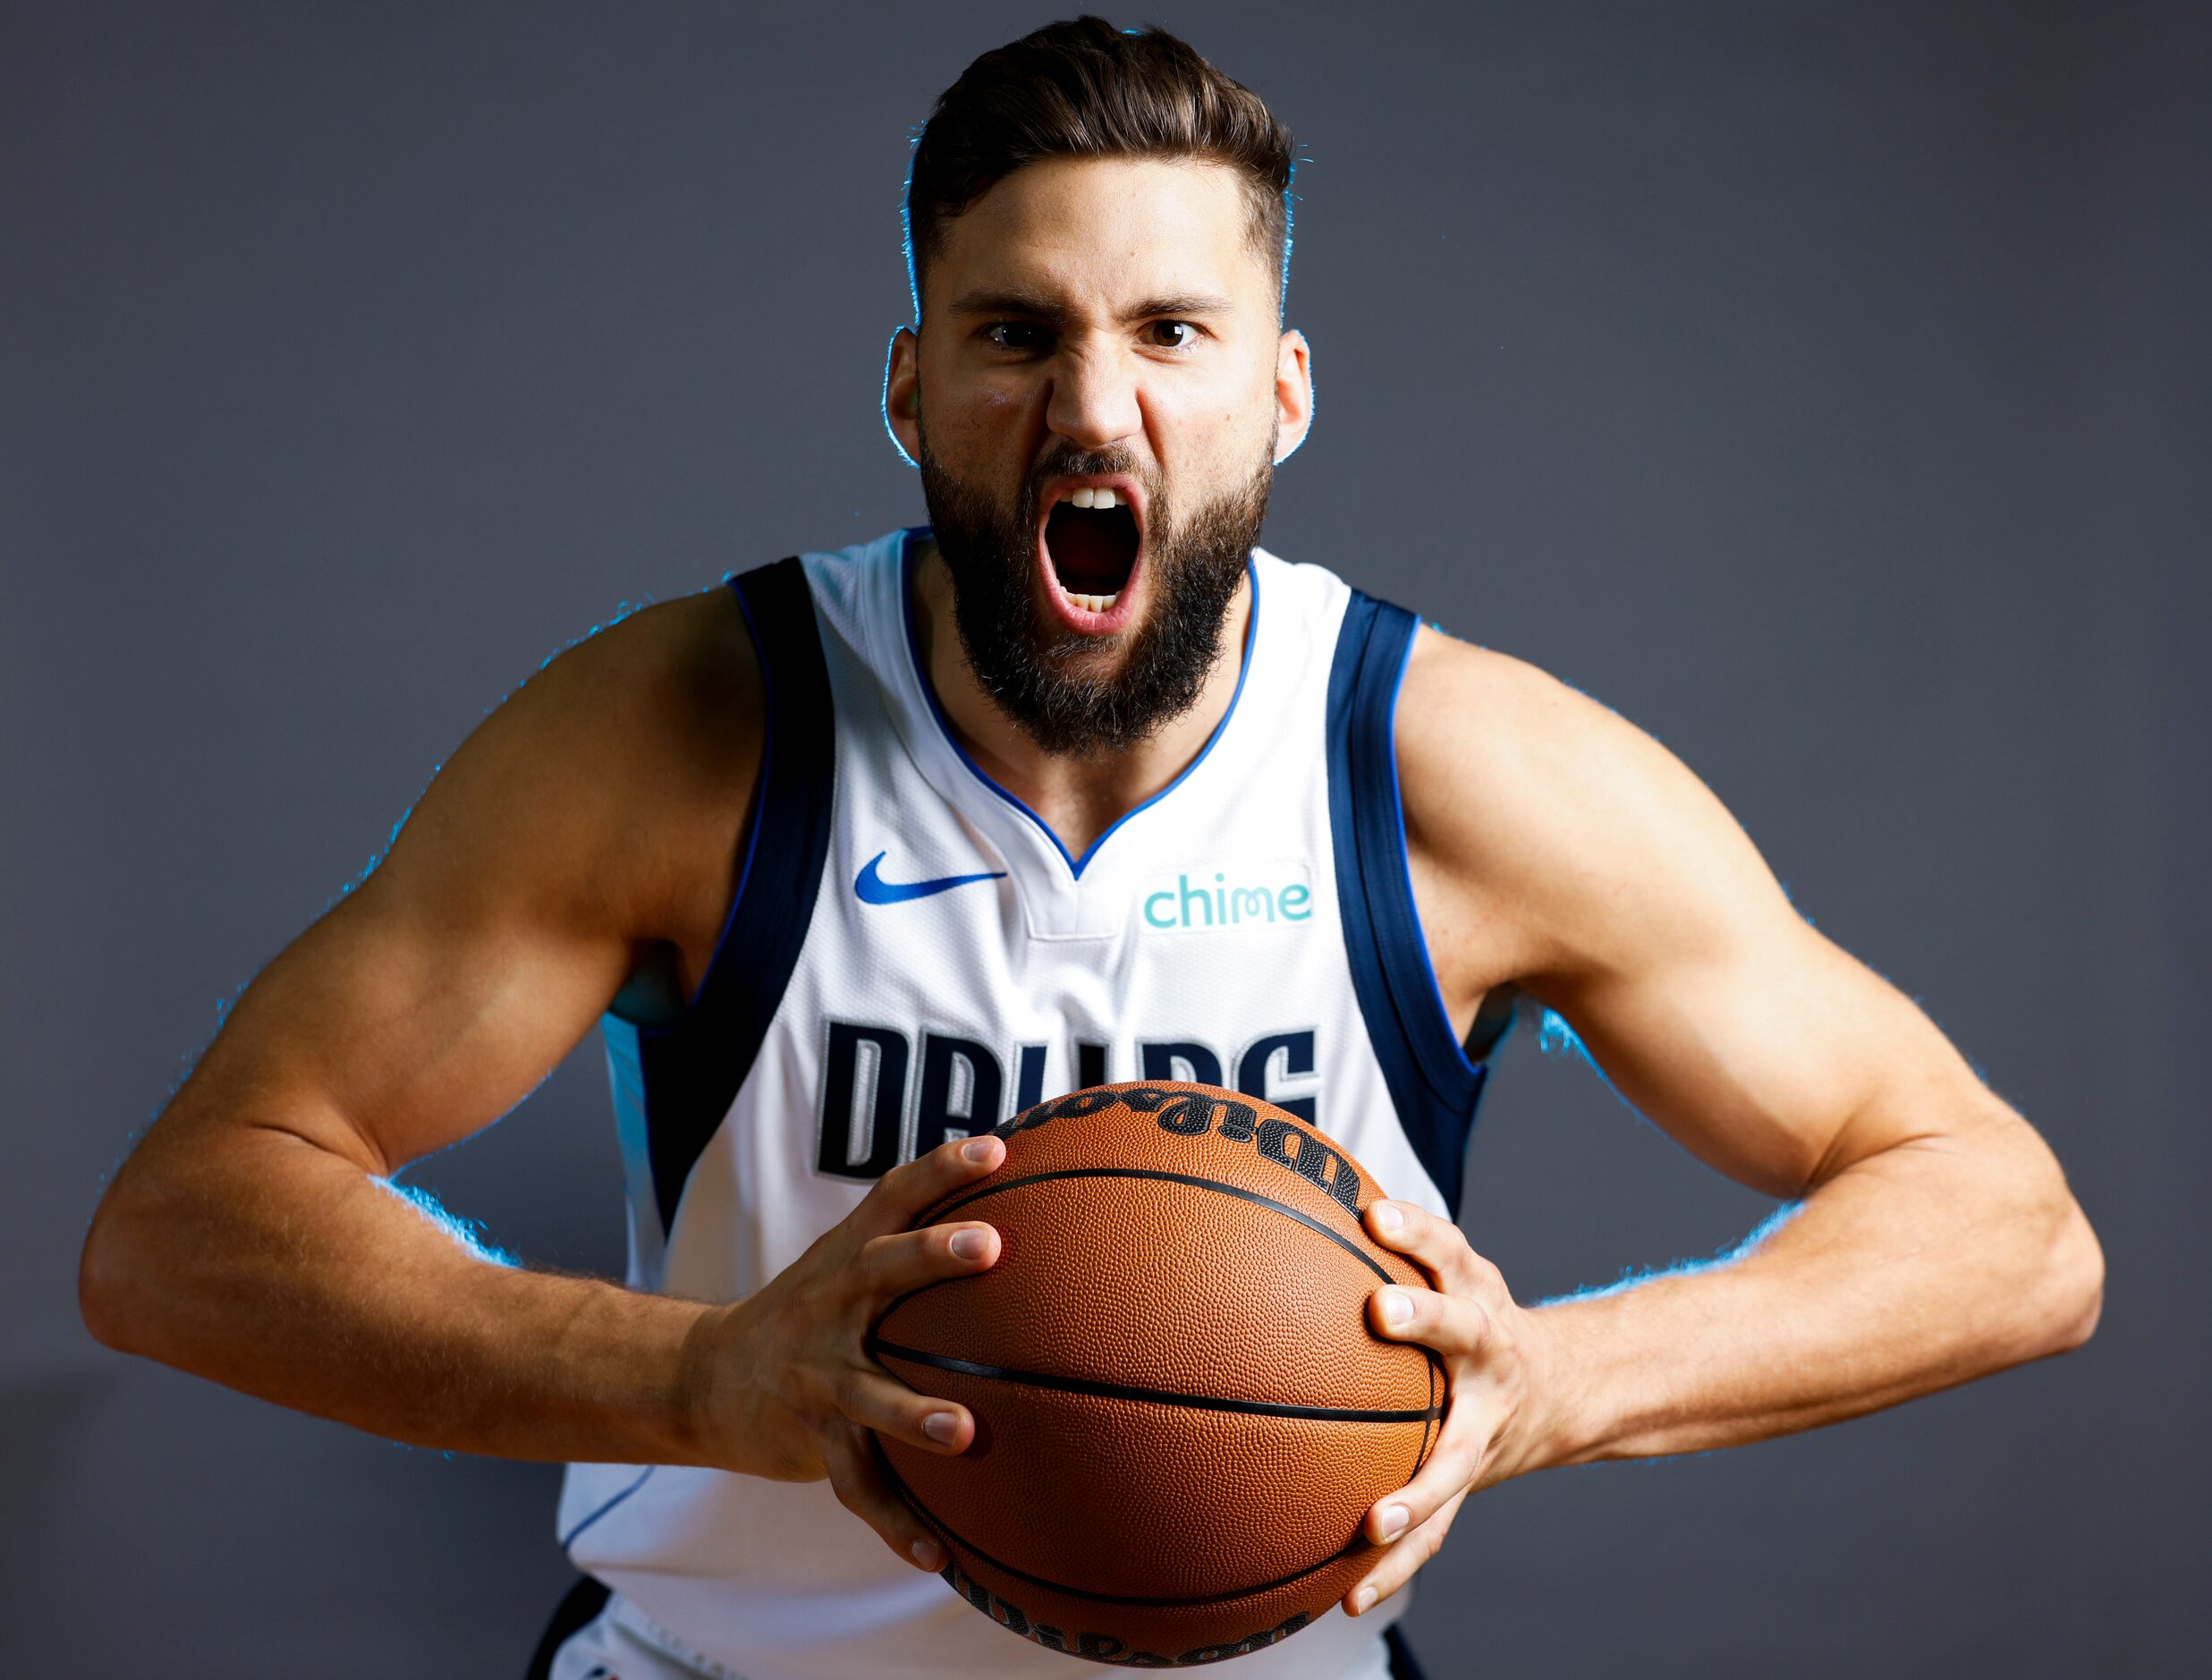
top-left (871, 1082), bottom-right (1442, 1667)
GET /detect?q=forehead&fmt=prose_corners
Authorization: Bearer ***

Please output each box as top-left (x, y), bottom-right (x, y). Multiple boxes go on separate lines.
top-left (924, 155), bottom-right (1273, 320)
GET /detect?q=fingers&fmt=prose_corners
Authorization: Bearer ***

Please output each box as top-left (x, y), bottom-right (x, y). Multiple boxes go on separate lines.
top-left (858, 1133), bottom-right (1006, 1235)
top-left (821, 1423), bottom-right (947, 1573)
top-left (1364, 1199), bottom-right (1493, 1297)
top-left (1361, 1200), bottom-right (1528, 1532)
top-left (849, 1219), bottom-right (1002, 1316)
top-left (1360, 1335), bottom-right (1504, 1544)
top-left (1368, 1277), bottom-right (1488, 1360)
top-left (830, 1358), bottom-right (979, 1457)
top-left (1344, 1488), bottom-right (1466, 1616)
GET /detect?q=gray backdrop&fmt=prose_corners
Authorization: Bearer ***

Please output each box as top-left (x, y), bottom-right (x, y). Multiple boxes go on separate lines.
top-left (5, 2), bottom-right (2204, 1674)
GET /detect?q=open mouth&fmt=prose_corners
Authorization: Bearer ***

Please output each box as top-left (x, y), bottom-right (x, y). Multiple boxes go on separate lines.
top-left (1041, 483), bottom-right (1141, 622)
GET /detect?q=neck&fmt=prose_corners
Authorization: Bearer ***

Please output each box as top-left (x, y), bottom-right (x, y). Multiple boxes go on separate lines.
top-left (910, 537), bottom-right (1253, 862)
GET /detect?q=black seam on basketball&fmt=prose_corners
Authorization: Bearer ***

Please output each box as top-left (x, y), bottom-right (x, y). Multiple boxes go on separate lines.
top-left (871, 1338), bottom-right (1445, 1424)
top-left (875, 1435), bottom-right (1373, 1609)
top-left (924, 1167), bottom-right (1398, 1283)
top-left (1416, 1350), bottom-right (1437, 1472)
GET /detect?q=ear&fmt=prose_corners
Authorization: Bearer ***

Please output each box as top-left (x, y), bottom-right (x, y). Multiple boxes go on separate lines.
top-left (882, 326), bottom-right (922, 468)
top-left (1272, 328), bottom-right (1314, 465)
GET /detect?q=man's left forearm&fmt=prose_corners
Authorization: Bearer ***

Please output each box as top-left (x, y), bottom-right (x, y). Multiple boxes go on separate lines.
top-left (1504, 1106), bottom-right (2103, 1479)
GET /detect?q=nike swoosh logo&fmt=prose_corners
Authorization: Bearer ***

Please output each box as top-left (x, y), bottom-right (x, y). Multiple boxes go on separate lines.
top-left (854, 850), bottom-right (1008, 905)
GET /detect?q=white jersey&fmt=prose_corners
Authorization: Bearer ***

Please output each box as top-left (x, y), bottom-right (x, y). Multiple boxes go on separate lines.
top-left (555, 528), bottom-right (1514, 1678)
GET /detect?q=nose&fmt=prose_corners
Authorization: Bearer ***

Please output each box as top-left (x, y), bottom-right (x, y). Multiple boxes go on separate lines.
top-left (1045, 340), bottom-right (1143, 452)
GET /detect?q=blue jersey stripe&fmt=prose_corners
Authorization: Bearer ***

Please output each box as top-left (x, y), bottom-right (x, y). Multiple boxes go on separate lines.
top-left (1326, 591), bottom-right (1498, 1217)
top-left (632, 557), bottom-right (837, 1235)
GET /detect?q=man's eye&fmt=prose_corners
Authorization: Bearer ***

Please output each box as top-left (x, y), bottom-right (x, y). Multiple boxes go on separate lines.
top-left (1147, 320), bottom-right (1199, 350)
top-left (985, 322), bottom-right (1049, 351)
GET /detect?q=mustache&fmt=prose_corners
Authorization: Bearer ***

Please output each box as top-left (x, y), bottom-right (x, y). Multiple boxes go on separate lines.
top-left (1020, 446), bottom-right (1156, 507)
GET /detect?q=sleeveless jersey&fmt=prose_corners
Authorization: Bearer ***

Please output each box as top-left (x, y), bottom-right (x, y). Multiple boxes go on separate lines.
top-left (555, 528), bottom-right (1514, 1679)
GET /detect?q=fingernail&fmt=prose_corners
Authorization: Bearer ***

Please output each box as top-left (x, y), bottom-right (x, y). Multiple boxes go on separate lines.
top-left (1352, 1585), bottom-right (1378, 1615)
top-left (1379, 1287), bottom-right (1412, 1328)
top-left (922, 1412), bottom-right (962, 1444)
top-left (949, 1227), bottom-right (987, 1260)
top-left (1371, 1201), bottom-right (1404, 1235)
top-left (911, 1538), bottom-right (945, 1569)
top-left (962, 1137), bottom-right (996, 1164)
top-left (1376, 1503), bottom-right (1410, 1542)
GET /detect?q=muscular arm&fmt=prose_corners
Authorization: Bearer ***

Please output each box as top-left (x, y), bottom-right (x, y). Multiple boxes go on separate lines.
top-left (1395, 627), bottom-right (2104, 1479)
top-left (78, 592), bottom-right (762, 1465)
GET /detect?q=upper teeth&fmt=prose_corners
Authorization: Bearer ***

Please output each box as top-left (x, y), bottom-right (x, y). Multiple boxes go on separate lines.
top-left (1066, 487), bottom-right (1121, 509)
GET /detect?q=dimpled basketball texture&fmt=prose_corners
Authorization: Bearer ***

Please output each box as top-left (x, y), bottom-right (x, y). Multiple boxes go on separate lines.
top-left (870, 1082), bottom-right (1443, 1667)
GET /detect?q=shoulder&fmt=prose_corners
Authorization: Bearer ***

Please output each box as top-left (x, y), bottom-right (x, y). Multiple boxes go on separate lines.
top-left (498, 584), bottom-right (761, 810)
top-left (1395, 624), bottom-right (1790, 986)
top-left (386, 582), bottom-right (765, 947)
top-left (1394, 622), bottom-right (1652, 823)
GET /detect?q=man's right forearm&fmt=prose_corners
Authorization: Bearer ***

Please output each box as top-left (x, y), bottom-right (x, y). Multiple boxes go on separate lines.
top-left (80, 1115), bottom-right (718, 1468)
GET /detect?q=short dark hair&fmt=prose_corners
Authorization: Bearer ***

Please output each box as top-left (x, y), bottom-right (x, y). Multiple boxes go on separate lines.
top-left (904, 17), bottom-right (1296, 318)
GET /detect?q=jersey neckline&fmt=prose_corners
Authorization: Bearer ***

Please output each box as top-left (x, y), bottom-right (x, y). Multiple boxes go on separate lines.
top-left (894, 525), bottom-right (1261, 882)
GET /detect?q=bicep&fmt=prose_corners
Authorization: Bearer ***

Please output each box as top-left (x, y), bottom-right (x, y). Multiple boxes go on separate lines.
top-left (1405, 634), bottom-right (2009, 1198)
top-left (149, 596), bottom-right (756, 1177)
top-left (1536, 887), bottom-right (1998, 1199)
top-left (182, 846), bottom-right (635, 1178)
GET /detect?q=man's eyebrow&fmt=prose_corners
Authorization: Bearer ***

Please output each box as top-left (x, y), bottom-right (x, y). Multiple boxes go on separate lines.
top-left (945, 289), bottom-right (1064, 318)
top-left (1123, 293), bottom-right (1235, 319)
top-left (944, 289), bottom-right (1238, 320)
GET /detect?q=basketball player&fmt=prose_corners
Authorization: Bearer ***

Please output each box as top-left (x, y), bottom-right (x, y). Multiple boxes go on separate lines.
top-left (79, 18), bottom-right (2103, 1679)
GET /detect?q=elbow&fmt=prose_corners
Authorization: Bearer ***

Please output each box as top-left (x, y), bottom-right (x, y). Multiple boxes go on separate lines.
top-left (1969, 1114), bottom-right (2103, 1362)
top-left (79, 1192), bottom-right (156, 1357)
top-left (78, 1205), bottom-right (131, 1353)
top-left (2035, 1197), bottom-right (2105, 1357)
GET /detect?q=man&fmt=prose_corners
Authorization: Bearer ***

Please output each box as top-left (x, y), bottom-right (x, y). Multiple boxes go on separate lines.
top-left (78, 17), bottom-right (2103, 1679)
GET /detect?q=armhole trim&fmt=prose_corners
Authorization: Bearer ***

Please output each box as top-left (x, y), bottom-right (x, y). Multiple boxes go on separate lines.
top-left (1326, 592), bottom-right (1492, 1217)
top-left (632, 557), bottom-right (836, 1236)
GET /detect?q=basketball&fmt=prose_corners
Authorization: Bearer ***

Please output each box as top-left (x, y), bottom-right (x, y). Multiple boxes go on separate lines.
top-left (869, 1082), bottom-right (1443, 1667)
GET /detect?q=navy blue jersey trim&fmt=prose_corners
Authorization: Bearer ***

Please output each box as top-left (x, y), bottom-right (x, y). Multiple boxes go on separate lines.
top-left (1326, 592), bottom-right (1492, 1217)
top-left (897, 526), bottom-right (1259, 880)
top-left (631, 557), bottom-right (835, 1235)
top-left (1385, 1625), bottom-right (1428, 1680)
top-left (526, 1574), bottom-right (614, 1680)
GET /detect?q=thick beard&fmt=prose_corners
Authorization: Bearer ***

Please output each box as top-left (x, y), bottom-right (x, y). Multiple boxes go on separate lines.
top-left (917, 435), bottom-right (1272, 758)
